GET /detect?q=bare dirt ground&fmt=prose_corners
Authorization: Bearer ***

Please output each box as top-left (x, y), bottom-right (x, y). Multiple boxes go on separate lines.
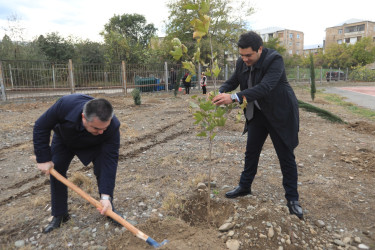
top-left (0, 82), bottom-right (375, 250)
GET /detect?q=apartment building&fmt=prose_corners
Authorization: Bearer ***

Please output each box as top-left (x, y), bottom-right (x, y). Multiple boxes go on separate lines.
top-left (303, 44), bottom-right (323, 56)
top-left (325, 19), bottom-right (375, 48)
top-left (258, 27), bottom-right (304, 55)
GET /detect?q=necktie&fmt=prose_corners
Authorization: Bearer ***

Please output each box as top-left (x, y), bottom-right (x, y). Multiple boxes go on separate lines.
top-left (245, 67), bottom-right (254, 120)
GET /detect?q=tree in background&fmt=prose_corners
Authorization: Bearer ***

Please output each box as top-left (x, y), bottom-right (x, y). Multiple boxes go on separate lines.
top-left (165, 0), bottom-right (253, 67)
top-left (324, 43), bottom-right (355, 69)
top-left (263, 37), bottom-right (286, 55)
top-left (74, 40), bottom-right (105, 64)
top-left (0, 35), bottom-right (15, 59)
top-left (101, 14), bottom-right (157, 63)
top-left (309, 53), bottom-right (316, 101)
top-left (352, 37), bottom-right (375, 66)
top-left (36, 32), bottom-right (75, 63)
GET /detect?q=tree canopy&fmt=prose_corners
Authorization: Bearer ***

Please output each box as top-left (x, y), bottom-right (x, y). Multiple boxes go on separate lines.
top-left (165, 0), bottom-right (254, 64)
top-left (100, 13), bottom-right (157, 63)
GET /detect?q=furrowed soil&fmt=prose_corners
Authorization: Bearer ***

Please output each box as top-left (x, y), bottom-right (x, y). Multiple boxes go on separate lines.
top-left (0, 82), bottom-right (374, 250)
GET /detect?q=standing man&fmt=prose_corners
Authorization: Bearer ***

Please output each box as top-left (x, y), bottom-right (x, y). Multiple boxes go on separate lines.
top-left (212, 31), bottom-right (303, 219)
top-left (33, 94), bottom-right (122, 233)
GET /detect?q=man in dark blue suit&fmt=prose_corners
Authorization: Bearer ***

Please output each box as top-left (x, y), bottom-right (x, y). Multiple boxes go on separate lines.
top-left (33, 94), bottom-right (122, 232)
top-left (212, 31), bottom-right (303, 219)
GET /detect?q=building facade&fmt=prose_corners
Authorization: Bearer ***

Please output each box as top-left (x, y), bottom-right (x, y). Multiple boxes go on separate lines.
top-left (258, 27), bottom-right (304, 55)
top-left (325, 19), bottom-right (375, 48)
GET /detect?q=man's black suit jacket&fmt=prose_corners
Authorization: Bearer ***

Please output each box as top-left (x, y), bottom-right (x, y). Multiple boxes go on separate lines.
top-left (219, 48), bottom-right (299, 150)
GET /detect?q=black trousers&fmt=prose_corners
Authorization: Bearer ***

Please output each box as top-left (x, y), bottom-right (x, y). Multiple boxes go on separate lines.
top-left (50, 138), bottom-right (106, 216)
top-left (239, 107), bottom-right (299, 201)
top-left (185, 86), bottom-right (190, 94)
top-left (202, 86), bottom-right (207, 94)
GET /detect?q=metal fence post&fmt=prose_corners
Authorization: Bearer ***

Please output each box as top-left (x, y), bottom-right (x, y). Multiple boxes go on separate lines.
top-left (320, 67), bottom-right (323, 83)
top-left (52, 63), bottom-right (56, 88)
top-left (68, 59), bottom-right (75, 93)
top-left (164, 62), bottom-right (168, 92)
top-left (297, 66), bottom-right (299, 82)
top-left (121, 61), bottom-right (127, 95)
top-left (0, 62), bottom-right (7, 101)
top-left (8, 64), bottom-right (14, 88)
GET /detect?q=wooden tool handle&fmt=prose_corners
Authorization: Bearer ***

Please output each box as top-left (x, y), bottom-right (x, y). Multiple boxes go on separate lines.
top-left (50, 168), bottom-right (147, 240)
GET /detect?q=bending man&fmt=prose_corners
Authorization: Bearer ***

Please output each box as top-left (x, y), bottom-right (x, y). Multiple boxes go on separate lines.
top-left (33, 93), bottom-right (122, 233)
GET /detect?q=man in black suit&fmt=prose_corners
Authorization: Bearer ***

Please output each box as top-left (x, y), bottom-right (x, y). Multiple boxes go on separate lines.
top-left (33, 94), bottom-right (122, 232)
top-left (212, 31), bottom-right (303, 219)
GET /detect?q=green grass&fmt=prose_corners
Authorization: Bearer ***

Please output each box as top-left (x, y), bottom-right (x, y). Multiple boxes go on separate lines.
top-left (323, 93), bottom-right (375, 120)
top-left (298, 99), bottom-right (345, 123)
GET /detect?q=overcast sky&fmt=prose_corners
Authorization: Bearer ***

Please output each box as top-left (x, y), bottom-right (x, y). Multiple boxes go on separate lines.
top-left (0, 0), bottom-right (374, 47)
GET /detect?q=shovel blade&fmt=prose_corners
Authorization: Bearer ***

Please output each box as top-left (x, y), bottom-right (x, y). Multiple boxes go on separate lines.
top-left (146, 237), bottom-right (169, 248)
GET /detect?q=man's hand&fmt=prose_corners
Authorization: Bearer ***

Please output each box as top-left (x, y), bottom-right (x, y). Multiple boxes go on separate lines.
top-left (212, 93), bottom-right (232, 106)
top-left (37, 161), bottom-right (54, 175)
top-left (98, 195), bottom-right (112, 215)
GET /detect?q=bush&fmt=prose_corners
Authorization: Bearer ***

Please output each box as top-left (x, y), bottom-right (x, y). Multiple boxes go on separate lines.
top-left (131, 88), bottom-right (141, 105)
top-left (349, 65), bottom-right (375, 82)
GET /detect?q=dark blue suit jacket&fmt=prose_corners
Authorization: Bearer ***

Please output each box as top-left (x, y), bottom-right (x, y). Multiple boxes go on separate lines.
top-left (219, 48), bottom-right (299, 149)
top-left (33, 94), bottom-right (120, 195)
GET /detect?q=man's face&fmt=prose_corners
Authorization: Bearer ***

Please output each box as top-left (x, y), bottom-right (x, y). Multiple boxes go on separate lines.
top-left (82, 114), bottom-right (111, 136)
top-left (239, 46), bottom-right (262, 66)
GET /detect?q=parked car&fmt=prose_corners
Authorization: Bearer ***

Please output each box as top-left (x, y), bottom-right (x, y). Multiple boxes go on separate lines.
top-left (326, 71), bottom-right (345, 81)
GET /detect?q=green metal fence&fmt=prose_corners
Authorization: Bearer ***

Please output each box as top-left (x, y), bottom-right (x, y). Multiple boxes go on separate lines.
top-left (0, 59), bottom-right (358, 102)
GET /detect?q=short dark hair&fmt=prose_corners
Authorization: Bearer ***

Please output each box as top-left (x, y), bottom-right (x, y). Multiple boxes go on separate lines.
top-left (237, 31), bottom-right (263, 51)
top-left (83, 98), bottom-right (114, 122)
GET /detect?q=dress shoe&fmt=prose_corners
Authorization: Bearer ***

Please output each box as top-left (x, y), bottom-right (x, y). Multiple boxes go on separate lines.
top-left (225, 186), bottom-right (251, 198)
top-left (43, 214), bottom-right (70, 233)
top-left (287, 200), bottom-right (303, 219)
top-left (108, 208), bottom-right (124, 226)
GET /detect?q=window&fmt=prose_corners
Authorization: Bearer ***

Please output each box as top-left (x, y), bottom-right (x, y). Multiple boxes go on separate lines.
top-left (337, 39), bottom-right (342, 44)
top-left (345, 24), bottom-right (365, 33)
top-left (345, 38), bottom-right (350, 43)
top-left (289, 50), bottom-right (293, 55)
top-left (289, 33), bottom-right (293, 39)
top-left (297, 34), bottom-right (300, 39)
top-left (338, 29), bottom-right (343, 34)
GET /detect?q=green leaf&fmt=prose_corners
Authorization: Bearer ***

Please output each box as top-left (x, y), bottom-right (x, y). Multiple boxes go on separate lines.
top-left (190, 101), bottom-right (199, 109)
top-left (170, 46), bottom-right (183, 60)
top-left (212, 60), bottom-right (221, 77)
top-left (210, 132), bottom-right (217, 140)
top-left (197, 131), bottom-right (207, 137)
top-left (193, 48), bottom-right (201, 63)
top-left (183, 3), bottom-right (199, 10)
top-left (200, 1), bottom-right (210, 14)
top-left (182, 61), bottom-right (195, 75)
top-left (182, 44), bottom-right (188, 54)
top-left (171, 38), bottom-right (181, 46)
top-left (193, 112), bottom-right (203, 123)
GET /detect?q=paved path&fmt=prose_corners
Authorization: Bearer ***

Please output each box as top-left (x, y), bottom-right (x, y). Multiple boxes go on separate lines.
top-left (322, 86), bottom-right (375, 110)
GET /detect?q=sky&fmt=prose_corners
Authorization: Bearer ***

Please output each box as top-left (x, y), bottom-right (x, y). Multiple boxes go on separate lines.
top-left (0, 0), bottom-right (374, 47)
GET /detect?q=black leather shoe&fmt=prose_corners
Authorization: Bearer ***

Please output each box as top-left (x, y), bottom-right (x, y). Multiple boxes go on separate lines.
top-left (43, 214), bottom-right (70, 233)
top-left (225, 186), bottom-right (251, 198)
top-left (108, 208), bottom-right (123, 226)
top-left (287, 201), bottom-right (303, 219)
